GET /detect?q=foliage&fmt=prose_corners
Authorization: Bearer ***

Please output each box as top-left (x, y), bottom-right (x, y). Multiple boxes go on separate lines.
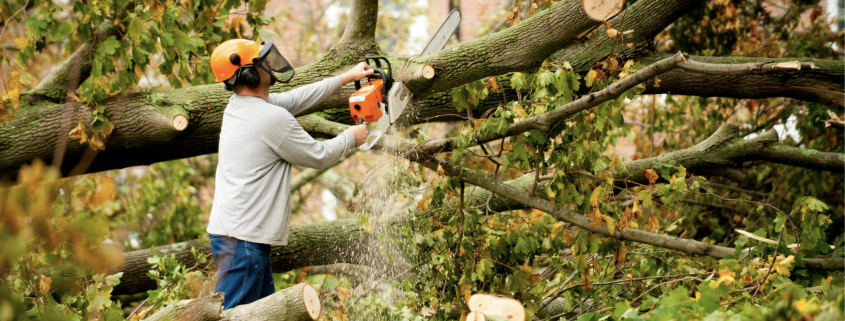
top-left (0, 161), bottom-right (126, 320)
top-left (0, 0), bottom-right (843, 320)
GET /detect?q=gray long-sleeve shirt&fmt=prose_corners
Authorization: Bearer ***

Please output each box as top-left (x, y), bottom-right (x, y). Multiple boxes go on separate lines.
top-left (207, 76), bottom-right (355, 245)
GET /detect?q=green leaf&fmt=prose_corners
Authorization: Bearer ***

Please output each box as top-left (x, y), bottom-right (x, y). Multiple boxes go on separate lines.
top-left (637, 190), bottom-right (652, 208)
top-left (128, 18), bottom-right (144, 38)
top-left (515, 237), bottom-right (531, 254)
top-left (104, 272), bottom-right (123, 287)
top-left (803, 197), bottom-right (829, 212)
top-left (97, 36), bottom-right (121, 56)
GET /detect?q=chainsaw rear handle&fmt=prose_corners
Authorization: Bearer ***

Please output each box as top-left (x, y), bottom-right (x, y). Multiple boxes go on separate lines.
top-left (353, 67), bottom-right (387, 90)
top-left (353, 56), bottom-right (393, 92)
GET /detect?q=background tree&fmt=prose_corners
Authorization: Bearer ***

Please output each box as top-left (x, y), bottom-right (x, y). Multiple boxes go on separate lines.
top-left (0, 0), bottom-right (843, 320)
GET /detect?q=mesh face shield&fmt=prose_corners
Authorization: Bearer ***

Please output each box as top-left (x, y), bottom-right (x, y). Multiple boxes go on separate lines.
top-left (255, 38), bottom-right (295, 84)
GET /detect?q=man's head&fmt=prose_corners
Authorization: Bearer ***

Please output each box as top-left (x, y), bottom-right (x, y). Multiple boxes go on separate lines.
top-left (210, 38), bottom-right (295, 95)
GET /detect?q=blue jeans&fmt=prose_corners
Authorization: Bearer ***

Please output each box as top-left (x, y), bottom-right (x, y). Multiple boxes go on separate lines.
top-left (209, 234), bottom-right (275, 310)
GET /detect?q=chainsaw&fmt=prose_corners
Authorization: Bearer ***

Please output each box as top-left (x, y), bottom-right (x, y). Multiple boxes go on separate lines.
top-left (349, 8), bottom-right (462, 150)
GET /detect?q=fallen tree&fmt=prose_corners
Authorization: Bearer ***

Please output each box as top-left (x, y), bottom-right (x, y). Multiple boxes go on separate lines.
top-left (3, 0), bottom-right (844, 319)
top-left (141, 283), bottom-right (321, 321)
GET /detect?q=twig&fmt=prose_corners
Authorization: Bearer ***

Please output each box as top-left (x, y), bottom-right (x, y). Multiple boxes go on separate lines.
top-left (752, 209), bottom-right (793, 296)
top-left (630, 276), bottom-right (701, 303)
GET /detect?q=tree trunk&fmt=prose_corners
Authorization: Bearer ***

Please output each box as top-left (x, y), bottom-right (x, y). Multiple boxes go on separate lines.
top-left (112, 219), bottom-right (372, 295)
top-left (221, 283), bottom-right (321, 321)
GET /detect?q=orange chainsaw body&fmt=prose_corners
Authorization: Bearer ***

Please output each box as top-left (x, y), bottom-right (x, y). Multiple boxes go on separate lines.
top-left (348, 79), bottom-right (384, 124)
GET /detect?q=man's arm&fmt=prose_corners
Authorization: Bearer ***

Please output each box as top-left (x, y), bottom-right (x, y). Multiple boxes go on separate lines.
top-left (269, 63), bottom-right (374, 116)
top-left (268, 77), bottom-right (342, 116)
top-left (272, 120), bottom-right (356, 169)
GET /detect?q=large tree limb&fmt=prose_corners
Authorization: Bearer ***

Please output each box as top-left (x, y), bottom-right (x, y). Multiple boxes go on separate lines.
top-left (142, 283), bottom-right (320, 321)
top-left (409, 53), bottom-right (842, 157)
top-left (394, 0), bottom-right (621, 97)
top-left (639, 54), bottom-right (845, 106)
top-left (111, 219), bottom-right (372, 295)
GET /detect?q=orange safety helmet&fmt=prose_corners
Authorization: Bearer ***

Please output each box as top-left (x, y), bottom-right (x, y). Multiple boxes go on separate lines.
top-left (210, 39), bottom-right (262, 83)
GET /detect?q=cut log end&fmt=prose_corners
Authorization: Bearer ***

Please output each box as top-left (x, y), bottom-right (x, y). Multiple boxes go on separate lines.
top-left (468, 294), bottom-right (526, 321)
top-left (581, 0), bottom-right (626, 22)
top-left (172, 115), bottom-right (189, 131)
top-left (422, 65), bottom-right (436, 79)
top-left (467, 311), bottom-right (486, 321)
top-left (302, 283), bottom-right (321, 319)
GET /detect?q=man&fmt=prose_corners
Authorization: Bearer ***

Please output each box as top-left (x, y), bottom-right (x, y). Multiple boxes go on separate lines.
top-left (206, 38), bottom-right (371, 309)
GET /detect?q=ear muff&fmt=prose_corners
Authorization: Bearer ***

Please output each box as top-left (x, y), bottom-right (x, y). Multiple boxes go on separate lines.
top-left (237, 66), bottom-right (261, 89)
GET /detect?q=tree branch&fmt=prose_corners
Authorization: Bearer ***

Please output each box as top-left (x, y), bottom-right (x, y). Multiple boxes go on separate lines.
top-left (338, 0), bottom-right (378, 45)
top-left (397, 0), bottom-right (623, 97)
top-left (640, 53), bottom-right (844, 106)
top-left (26, 27), bottom-right (118, 103)
top-left (432, 157), bottom-right (844, 270)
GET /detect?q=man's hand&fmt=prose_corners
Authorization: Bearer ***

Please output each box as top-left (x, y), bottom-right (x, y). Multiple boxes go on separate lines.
top-left (340, 62), bottom-right (375, 85)
top-left (349, 124), bottom-right (368, 147)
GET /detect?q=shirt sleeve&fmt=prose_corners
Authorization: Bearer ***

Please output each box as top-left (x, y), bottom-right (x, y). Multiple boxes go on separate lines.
top-left (272, 119), bottom-right (356, 169)
top-left (268, 76), bottom-right (343, 116)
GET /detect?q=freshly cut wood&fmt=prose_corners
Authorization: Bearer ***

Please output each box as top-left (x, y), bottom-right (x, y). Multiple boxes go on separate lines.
top-left (581, 0), bottom-right (625, 22)
top-left (468, 294), bottom-right (526, 321)
top-left (143, 293), bottom-right (223, 321)
top-left (171, 115), bottom-right (189, 131)
top-left (222, 283), bottom-right (321, 321)
top-left (466, 311), bottom-right (509, 321)
top-left (422, 65), bottom-right (436, 79)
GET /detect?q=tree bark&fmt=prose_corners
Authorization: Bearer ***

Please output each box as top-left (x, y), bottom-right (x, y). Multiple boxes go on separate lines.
top-left (111, 219), bottom-right (372, 295)
top-left (221, 283), bottom-right (321, 321)
top-left (0, 0), bottom-right (628, 182)
top-left (639, 54), bottom-right (845, 106)
top-left (142, 283), bottom-right (320, 321)
top-left (142, 293), bottom-right (224, 321)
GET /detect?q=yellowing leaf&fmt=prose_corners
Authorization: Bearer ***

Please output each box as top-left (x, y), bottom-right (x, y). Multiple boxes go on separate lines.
top-left (89, 133), bottom-right (106, 151)
top-left (604, 214), bottom-right (617, 235)
top-left (506, 5), bottom-right (520, 25)
top-left (585, 69), bottom-right (598, 87)
top-left (546, 185), bottom-right (557, 199)
top-left (793, 298), bottom-right (820, 315)
top-left (2, 71), bottom-right (22, 110)
top-left (590, 208), bottom-right (605, 230)
top-left (631, 199), bottom-right (641, 219)
top-left (150, 1), bottom-right (165, 19)
top-left (589, 186), bottom-right (604, 207)
top-left (613, 242), bottom-right (627, 266)
top-left (69, 122), bottom-right (89, 144)
top-left (436, 164), bottom-right (444, 177)
top-left (135, 65), bottom-right (145, 78)
top-left (711, 267), bottom-right (736, 288)
top-left (606, 28), bottom-right (620, 38)
top-left (89, 177), bottom-right (116, 208)
top-left (647, 215), bottom-right (659, 233)
top-left (39, 275), bottom-right (52, 294)
top-left (644, 169), bottom-right (659, 184)
top-left (609, 155), bottom-right (627, 174)
top-left (487, 76), bottom-right (499, 93)
top-left (13, 37), bottom-right (28, 49)
top-left (774, 255), bottom-right (794, 276)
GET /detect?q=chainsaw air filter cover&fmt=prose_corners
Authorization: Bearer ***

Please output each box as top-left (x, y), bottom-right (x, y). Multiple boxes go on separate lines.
top-left (349, 79), bottom-right (385, 124)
